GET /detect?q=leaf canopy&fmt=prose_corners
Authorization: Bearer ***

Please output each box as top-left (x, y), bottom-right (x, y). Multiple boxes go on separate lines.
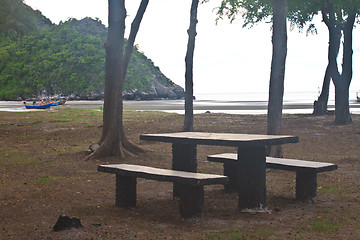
top-left (216, 0), bottom-right (360, 31)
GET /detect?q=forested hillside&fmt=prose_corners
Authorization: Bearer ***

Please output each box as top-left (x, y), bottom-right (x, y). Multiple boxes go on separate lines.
top-left (0, 0), bottom-right (52, 37)
top-left (0, 1), bottom-right (184, 100)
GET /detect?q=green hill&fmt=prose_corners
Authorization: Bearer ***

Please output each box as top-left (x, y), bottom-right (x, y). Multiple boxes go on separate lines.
top-left (0, 1), bottom-right (184, 100)
top-left (0, 0), bottom-right (52, 37)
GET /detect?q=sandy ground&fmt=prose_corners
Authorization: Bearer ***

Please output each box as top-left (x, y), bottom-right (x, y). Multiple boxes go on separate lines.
top-left (0, 110), bottom-right (360, 239)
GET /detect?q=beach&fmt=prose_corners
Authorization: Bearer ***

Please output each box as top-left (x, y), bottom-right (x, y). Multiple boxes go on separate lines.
top-left (1, 97), bottom-right (359, 114)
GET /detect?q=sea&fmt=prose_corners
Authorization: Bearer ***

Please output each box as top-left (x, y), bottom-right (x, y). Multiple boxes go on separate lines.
top-left (1, 91), bottom-right (359, 115)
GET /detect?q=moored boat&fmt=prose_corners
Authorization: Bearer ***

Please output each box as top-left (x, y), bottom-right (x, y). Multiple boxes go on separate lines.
top-left (50, 100), bottom-right (60, 106)
top-left (24, 102), bottom-right (53, 109)
top-left (58, 97), bottom-right (66, 105)
top-left (24, 98), bottom-right (60, 109)
top-left (357, 91), bottom-right (360, 102)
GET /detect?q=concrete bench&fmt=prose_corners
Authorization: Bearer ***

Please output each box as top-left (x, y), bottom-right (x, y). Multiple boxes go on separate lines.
top-left (97, 164), bottom-right (228, 219)
top-left (207, 153), bottom-right (337, 201)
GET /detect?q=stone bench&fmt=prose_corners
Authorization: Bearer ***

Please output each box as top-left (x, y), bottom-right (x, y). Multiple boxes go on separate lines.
top-left (97, 164), bottom-right (228, 219)
top-left (207, 153), bottom-right (337, 200)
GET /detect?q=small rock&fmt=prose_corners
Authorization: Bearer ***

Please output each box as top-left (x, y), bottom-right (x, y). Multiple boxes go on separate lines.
top-left (89, 142), bottom-right (100, 152)
top-left (53, 214), bottom-right (82, 232)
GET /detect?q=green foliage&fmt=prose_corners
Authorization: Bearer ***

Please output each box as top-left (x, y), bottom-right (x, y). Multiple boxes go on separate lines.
top-left (0, 0), bottom-right (52, 38)
top-left (0, 21), bottom-right (105, 99)
top-left (215, 0), bottom-right (360, 32)
top-left (216, 0), bottom-right (273, 26)
top-left (0, 0), bottom-right (176, 100)
top-left (0, 17), bottom-right (174, 100)
top-left (216, 0), bottom-right (318, 29)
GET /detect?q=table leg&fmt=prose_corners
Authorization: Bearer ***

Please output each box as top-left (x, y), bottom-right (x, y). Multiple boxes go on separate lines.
top-left (236, 146), bottom-right (267, 210)
top-left (223, 162), bottom-right (239, 192)
top-left (178, 184), bottom-right (204, 219)
top-left (116, 175), bottom-right (136, 208)
top-left (172, 143), bottom-right (197, 198)
top-left (296, 169), bottom-right (317, 201)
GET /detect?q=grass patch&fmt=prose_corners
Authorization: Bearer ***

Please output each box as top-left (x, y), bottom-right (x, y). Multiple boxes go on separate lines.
top-left (318, 183), bottom-right (353, 200)
top-left (149, 225), bottom-right (165, 234)
top-left (0, 147), bottom-right (19, 155)
top-left (355, 219), bottom-right (360, 230)
top-left (31, 176), bottom-right (55, 185)
top-left (124, 110), bottom-right (177, 120)
top-left (11, 157), bottom-right (39, 166)
top-left (71, 206), bottom-right (98, 219)
top-left (309, 219), bottom-right (338, 232)
top-left (0, 148), bottom-right (40, 167)
top-left (48, 109), bottom-right (101, 123)
top-left (205, 227), bottom-right (274, 240)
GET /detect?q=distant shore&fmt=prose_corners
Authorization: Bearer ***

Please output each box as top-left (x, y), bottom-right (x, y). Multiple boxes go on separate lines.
top-left (1, 99), bottom-right (360, 114)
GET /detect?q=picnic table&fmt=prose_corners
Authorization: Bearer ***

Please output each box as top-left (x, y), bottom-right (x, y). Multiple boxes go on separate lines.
top-left (140, 132), bottom-right (299, 210)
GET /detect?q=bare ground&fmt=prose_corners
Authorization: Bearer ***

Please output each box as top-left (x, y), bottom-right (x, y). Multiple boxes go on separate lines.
top-left (0, 109), bottom-right (359, 239)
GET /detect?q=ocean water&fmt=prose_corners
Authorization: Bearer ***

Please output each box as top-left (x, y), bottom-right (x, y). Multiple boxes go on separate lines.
top-left (196, 91), bottom-right (326, 102)
top-left (190, 91), bottom-right (359, 115)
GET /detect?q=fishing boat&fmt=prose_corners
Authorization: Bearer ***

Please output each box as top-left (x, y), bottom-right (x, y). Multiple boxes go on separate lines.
top-left (50, 100), bottom-right (60, 106)
top-left (50, 97), bottom-right (65, 105)
top-left (24, 101), bottom-right (53, 109)
top-left (24, 99), bottom-right (60, 109)
top-left (58, 97), bottom-right (66, 105)
top-left (42, 98), bottom-right (59, 105)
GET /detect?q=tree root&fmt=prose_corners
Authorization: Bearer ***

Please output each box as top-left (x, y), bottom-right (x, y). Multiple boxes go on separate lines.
top-left (84, 138), bottom-right (148, 161)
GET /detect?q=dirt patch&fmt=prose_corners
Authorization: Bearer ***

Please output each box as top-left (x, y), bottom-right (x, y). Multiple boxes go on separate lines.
top-left (1, 110), bottom-right (359, 239)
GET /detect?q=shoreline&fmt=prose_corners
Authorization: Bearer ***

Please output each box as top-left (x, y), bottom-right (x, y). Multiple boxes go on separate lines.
top-left (1, 99), bottom-right (359, 114)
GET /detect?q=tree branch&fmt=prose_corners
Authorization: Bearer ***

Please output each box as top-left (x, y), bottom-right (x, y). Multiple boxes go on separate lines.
top-left (123, 0), bottom-right (149, 78)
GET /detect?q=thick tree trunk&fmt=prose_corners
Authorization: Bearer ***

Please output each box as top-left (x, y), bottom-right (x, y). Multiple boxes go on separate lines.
top-left (334, 12), bottom-right (354, 124)
top-left (183, 0), bottom-right (199, 132)
top-left (321, 4), bottom-right (354, 125)
top-left (85, 0), bottom-right (148, 160)
top-left (266, 0), bottom-right (287, 157)
top-left (328, 11), bottom-right (354, 125)
top-left (334, 83), bottom-right (351, 124)
top-left (99, 0), bottom-right (126, 145)
top-left (313, 9), bottom-right (341, 116)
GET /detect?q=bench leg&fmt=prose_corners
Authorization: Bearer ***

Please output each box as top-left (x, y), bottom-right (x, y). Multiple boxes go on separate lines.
top-left (223, 162), bottom-right (239, 192)
top-left (236, 146), bottom-right (267, 210)
top-left (178, 184), bottom-right (204, 219)
top-left (296, 170), bottom-right (317, 201)
top-left (116, 175), bottom-right (136, 208)
top-left (172, 143), bottom-right (197, 198)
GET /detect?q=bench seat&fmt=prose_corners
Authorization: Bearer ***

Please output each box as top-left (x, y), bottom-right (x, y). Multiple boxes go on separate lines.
top-left (98, 164), bottom-right (228, 219)
top-left (207, 153), bottom-right (337, 200)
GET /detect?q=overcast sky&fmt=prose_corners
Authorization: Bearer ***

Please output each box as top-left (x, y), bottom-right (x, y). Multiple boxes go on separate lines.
top-left (24, 0), bottom-right (360, 100)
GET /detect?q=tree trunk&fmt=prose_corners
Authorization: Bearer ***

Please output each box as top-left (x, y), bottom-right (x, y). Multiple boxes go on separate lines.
top-left (327, 11), bottom-right (354, 125)
top-left (266, 0), bottom-right (287, 157)
top-left (85, 0), bottom-right (149, 160)
top-left (321, 3), bottom-right (354, 125)
top-left (183, 0), bottom-right (199, 132)
top-left (313, 9), bottom-right (341, 116)
top-left (333, 11), bottom-right (354, 124)
top-left (334, 83), bottom-right (351, 124)
top-left (313, 65), bottom-right (331, 115)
